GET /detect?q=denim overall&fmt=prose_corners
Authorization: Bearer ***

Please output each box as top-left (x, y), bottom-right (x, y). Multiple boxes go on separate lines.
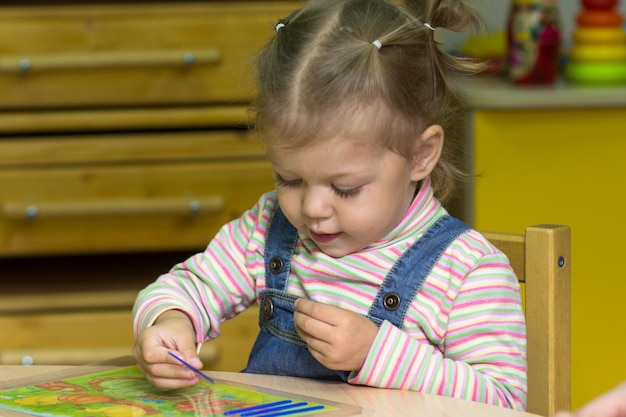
top-left (243, 208), bottom-right (468, 381)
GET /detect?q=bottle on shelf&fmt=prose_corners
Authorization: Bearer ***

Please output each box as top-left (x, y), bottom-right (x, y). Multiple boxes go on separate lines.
top-left (506, 0), bottom-right (562, 84)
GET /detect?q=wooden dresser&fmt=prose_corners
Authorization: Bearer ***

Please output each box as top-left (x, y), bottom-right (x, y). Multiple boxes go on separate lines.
top-left (0, 2), bottom-right (300, 370)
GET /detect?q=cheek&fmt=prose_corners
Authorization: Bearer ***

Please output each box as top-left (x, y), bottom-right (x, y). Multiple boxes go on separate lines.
top-left (275, 190), bottom-right (302, 222)
top-left (341, 198), bottom-right (390, 228)
top-left (358, 190), bottom-right (410, 230)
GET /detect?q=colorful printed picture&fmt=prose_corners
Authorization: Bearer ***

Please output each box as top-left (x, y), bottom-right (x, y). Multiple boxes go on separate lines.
top-left (0, 366), bottom-right (356, 417)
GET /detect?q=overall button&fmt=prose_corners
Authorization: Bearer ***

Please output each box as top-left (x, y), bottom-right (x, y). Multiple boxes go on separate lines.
top-left (269, 256), bottom-right (284, 274)
top-left (262, 297), bottom-right (274, 319)
top-left (383, 293), bottom-right (401, 311)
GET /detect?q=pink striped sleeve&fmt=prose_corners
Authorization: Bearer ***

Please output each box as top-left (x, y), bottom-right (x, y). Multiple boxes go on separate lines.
top-left (132, 193), bottom-right (276, 343)
top-left (349, 236), bottom-right (527, 411)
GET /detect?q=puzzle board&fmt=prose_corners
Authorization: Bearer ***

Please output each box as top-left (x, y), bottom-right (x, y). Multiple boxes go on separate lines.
top-left (0, 366), bottom-right (359, 417)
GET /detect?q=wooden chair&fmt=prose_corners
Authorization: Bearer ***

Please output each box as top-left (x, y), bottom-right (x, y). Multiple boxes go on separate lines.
top-left (482, 225), bottom-right (571, 417)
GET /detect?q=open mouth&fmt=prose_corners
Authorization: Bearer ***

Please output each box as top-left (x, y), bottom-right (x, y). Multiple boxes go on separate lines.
top-left (309, 231), bottom-right (342, 244)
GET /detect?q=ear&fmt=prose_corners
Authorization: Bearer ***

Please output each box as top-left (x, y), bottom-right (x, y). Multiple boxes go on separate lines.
top-left (409, 124), bottom-right (444, 182)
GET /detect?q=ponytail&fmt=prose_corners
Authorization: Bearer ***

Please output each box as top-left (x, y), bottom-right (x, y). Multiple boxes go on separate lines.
top-left (255, 0), bottom-right (484, 203)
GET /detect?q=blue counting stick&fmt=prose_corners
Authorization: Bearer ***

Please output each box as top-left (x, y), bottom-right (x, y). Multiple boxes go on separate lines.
top-left (240, 402), bottom-right (308, 416)
top-left (254, 405), bottom-right (326, 417)
top-left (224, 400), bottom-right (293, 415)
top-left (167, 351), bottom-right (214, 383)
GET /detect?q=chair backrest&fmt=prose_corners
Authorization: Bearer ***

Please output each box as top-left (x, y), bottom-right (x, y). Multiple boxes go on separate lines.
top-left (481, 225), bottom-right (571, 417)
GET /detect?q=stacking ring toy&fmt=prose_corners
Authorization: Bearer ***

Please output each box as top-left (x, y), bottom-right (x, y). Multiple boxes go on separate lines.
top-left (577, 10), bottom-right (624, 27)
top-left (565, 61), bottom-right (626, 85)
top-left (569, 44), bottom-right (626, 62)
top-left (573, 27), bottom-right (626, 44)
top-left (582, 0), bottom-right (619, 10)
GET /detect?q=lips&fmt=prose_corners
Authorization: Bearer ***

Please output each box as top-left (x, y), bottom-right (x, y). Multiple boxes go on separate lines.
top-left (310, 230), bottom-right (342, 244)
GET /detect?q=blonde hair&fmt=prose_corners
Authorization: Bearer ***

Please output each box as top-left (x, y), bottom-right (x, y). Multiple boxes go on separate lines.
top-left (254, 0), bottom-right (482, 202)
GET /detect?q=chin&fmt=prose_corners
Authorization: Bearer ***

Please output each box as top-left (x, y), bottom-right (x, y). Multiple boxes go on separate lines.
top-left (317, 242), bottom-right (366, 258)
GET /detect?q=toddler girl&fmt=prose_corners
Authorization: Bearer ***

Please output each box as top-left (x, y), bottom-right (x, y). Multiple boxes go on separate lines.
top-left (133, 0), bottom-right (527, 410)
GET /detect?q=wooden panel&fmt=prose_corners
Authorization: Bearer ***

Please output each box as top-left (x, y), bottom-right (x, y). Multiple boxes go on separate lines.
top-left (0, 294), bottom-right (259, 369)
top-left (0, 291), bottom-right (137, 314)
top-left (0, 129), bottom-right (265, 166)
top-left (0, 2), bottom-right (302, 108)
top-left (0, 347), bottom-right (133, 366)
top-left (0, 160), bottom-right (274, 255)
top-left (0, 127), bottom-right (274, 255)
top-left (0, 105), bottom-right (251, 135)
top-left (0, 0), bottom-right (282, 373)
top-left (0, 310), bottom-right (134, 350)
top-left (483, 225), bottom-right (571, 416)
top-left (524, 225), bottom-right (571, 416)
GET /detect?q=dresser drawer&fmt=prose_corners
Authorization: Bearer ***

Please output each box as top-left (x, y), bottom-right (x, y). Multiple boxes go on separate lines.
top-left (0, 291), bottom-right (257, 369)
top-left (0, 129), bottom-right (275, 256)
top-left (0, 2), bottom-right (301, 109)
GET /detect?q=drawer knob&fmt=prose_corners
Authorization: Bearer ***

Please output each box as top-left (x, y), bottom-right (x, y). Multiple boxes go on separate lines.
top-left (25, 205), bottom-right (39, 218)
top-left (188, 200), bottom-right (202, 213)
top-left (183, 53), bottom-right (196, 65)
top-left (19, 59), bottom-right (32, 72)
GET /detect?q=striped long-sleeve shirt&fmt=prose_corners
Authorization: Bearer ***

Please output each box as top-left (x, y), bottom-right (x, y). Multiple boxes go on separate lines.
top-left (133, 179), bottom-right (527, 410)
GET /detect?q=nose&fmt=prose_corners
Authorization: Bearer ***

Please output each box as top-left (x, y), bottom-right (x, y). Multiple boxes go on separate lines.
top-left (301, 186), bottom-right (332, 220)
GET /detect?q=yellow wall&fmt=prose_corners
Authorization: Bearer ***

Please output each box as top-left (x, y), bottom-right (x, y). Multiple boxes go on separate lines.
top-left (473, 108), bottom-right (626, 409)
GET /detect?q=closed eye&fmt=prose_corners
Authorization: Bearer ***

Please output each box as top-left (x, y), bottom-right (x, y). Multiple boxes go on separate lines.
top-left (274, 173), bottom-right (301, 188)
top-left (275, 173), bottom-right (362, 199)
top-left (332, 185), bottom-right (362, 198)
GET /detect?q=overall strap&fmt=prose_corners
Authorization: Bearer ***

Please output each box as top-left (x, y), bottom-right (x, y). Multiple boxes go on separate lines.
top-left (368, 216), bottom-right (470, 328)
top-left (264, 207), bottom-right (299, 291)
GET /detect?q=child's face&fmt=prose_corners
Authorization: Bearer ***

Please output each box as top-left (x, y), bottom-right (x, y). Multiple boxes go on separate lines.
top-left (267, 134), bottom-right (425, 257)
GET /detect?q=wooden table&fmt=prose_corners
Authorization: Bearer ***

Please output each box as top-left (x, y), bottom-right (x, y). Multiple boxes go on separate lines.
top-left (0, 363), bottom-right (540, 417)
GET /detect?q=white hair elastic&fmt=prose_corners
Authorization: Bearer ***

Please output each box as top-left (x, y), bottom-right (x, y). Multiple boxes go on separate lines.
top-left (424, 23), bottom-right (436, 31)
top-left (372, 39), bottom-right (382, 50)
top-left (276, 23), bottom-right (286, 32)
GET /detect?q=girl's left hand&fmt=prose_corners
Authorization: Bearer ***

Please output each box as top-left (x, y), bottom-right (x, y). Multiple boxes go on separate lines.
top-left (293, 298), bottom-right (378, 371)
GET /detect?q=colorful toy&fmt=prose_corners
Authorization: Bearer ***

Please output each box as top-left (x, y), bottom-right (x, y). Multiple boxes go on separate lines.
top-left (576, 10), bottom-right (624, 26)
top-left (582, 0), bottom-right (619, 10)
top-left (566, 0), bottom-right (626, 84)
top-left (573, 27), bottom-right (626, 44)
top-left (506, 0), bottom-right (561, 84)
top-left (0, 366), bottom-right (357, 417)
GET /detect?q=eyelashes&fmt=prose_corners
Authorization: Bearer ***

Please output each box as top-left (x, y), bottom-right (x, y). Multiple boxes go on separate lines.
top-left (273, 174), bottom-right (300, 188)
top-left (333, 186), bottom-right (362, 199)
top-left (273, 174), bottom-right (362, 199)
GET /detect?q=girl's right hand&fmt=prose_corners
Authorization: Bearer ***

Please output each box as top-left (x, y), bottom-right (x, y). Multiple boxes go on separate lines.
top-left (132, 309), bottom-right (203, 390)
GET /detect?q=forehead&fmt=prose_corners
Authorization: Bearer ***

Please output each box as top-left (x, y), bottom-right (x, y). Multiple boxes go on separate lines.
top-left (268, 100), bottom-right (399, 147)
top-left (266, 133), bottom-right (411, 184)
top-left (267, 132), bottom-right (379, 163)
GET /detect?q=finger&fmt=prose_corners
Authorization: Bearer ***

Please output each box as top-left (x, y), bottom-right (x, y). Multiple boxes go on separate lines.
top-left (144, 366), bottom-right (199, 390)
top-left (293, 310), bottom-right (333, 345)
top-left (134, 351), bottom-right (200, 390)
top-left (141, 343), bottom-right (173, 366)
top-left (294, 299), bottom-right (337, 325)
top-left (134, 343), bottom-right (199, 384)
top-left (179, 346), bottom-right (204, 370)
top-left (165, 348), bottom-right (206, 381)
